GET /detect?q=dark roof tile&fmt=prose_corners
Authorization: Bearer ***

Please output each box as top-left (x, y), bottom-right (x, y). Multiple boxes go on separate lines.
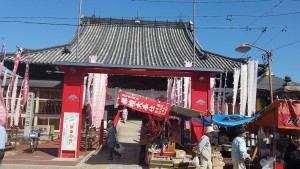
top-left (5, 17), bottom-right (244, 72)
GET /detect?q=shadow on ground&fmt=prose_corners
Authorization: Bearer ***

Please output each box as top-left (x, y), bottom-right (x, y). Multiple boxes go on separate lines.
top-left (84, 143), bottom-right (147, 168)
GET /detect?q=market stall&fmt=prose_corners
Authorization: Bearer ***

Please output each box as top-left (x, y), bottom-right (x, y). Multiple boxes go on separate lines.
top-left (117, 90), bottom-right (204, 168)
top-left (246, 99), bottom-right (300, 168)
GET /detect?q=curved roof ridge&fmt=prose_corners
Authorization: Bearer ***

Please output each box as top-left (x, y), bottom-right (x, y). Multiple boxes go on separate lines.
top-left (203, 49), bottom-right (244, 62)
top-left (81, 16), bottom-right (188, 29)
top-left (22, 44), bottom-right (68, 53)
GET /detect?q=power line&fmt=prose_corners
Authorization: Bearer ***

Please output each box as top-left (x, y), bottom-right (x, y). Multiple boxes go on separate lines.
top-left (1, 11), bottom-right (300, 20)
top-left (272, 40), bottom-right (300, 51)
top-left (0, 16), bottom-right (77, 20)
top-left (0, 20), bottom-right (78, 26)
top-left (0, 20), bottom-right (285, 30)
top-left (253, 28), bottom-right (286, 60)
top-left (131, 0), bottom-right (273, 3)
top-left (262, 27), bottom-right (286, 47)
top-left (246, 0), bottom-right (285, 27)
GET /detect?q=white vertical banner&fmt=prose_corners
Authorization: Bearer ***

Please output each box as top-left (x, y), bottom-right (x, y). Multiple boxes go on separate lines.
top-left (247, 61), bottom-right (254, 117)
top-left (239, 64), bottom-right (248, 116)
top-left (210, 78), bottom-right (215, 114)
top-left (14, 90), bottom-right (22, 126)
top-left (167, 78), bottom-right (173, 104)
top-left (2, 69), bottom-right (8, 86)
top-left (221, 72), bottom-right (228, 114)
top-left (184, 61), bottom-right (192, 108)
top-left (252, 61), bottom-right (258, 114)
top-left (232, 68), bottom-right (240, 114)
top-left (216, 73), bottom-right (223, 114)
top-left (170, 78), bottom-right (177, 105)
top-left (104, 110), bottom-right (108, 129)
top-left (247, 61), bottom-right (258, 116)
top-left (83, 76), bottom-right (87, 106)
top-left (176, 78), bottom-right (182, 106)
top-left (114, 87), bottom-right (119, 108)
top-left (24, 92), bottom-right (35, 137)
top-left (10, 75), bottom-right (19, 125)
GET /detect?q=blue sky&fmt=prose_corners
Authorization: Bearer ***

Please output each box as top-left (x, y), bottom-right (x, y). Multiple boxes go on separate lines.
top-left (1, 0), bottom-right (299, 83)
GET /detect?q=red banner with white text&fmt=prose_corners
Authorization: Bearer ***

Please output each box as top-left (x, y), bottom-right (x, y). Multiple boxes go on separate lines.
top-left (278, 100), bottom-right (300, 130)
top-left (118, 91), bottom-right (171, 117)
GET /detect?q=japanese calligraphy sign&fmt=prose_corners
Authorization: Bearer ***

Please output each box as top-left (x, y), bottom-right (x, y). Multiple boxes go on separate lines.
top-left (61, 112), bottom-right (79, 151)
top-left (278, 100), bottom-right (300, 130)
top-left (118, 91), bottom-right (171, 117)
top-left (24, 92), bottom-right (35, 137)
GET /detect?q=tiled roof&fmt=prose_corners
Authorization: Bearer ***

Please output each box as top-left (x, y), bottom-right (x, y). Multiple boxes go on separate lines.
top-left (5, 17), bottom-right (245, 72)
top-left (257, 75), bottom-right (300, 91)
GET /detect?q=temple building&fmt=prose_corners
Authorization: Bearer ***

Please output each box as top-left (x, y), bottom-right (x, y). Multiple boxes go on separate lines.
top-left (4, 17), bottom-right (249, 138)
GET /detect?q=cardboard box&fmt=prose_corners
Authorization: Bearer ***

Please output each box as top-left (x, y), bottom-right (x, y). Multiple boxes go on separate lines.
top-left (212, 157), bottom-right (225, 167)
top-left (175, 150), bottom-right (186, 158)
top-left (150, 157), bottom-right (173, 167)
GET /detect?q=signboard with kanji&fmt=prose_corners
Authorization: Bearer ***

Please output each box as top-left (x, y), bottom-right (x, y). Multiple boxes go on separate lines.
top-left (61, 112), bottom-right (79, 151)
top-left (118, 91), bottom-right (171, 117)
top-left (278, 100), bottom-right (300, 130)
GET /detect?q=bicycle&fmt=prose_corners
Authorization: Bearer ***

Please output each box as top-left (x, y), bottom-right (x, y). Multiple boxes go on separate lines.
top-left (29, 130), bottom-right (40, 153)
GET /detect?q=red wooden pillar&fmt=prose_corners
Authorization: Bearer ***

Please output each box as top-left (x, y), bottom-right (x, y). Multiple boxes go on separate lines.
top-left (190, 72), bottom-right (211, 144)
top-left (58, 67), bottom-right (85, 158)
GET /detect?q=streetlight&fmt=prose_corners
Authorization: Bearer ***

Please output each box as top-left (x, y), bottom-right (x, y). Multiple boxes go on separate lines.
top-left (235, 43), bottom-right (273, 103)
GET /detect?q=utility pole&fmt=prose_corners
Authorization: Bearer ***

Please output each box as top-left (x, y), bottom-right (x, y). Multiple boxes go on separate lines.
top-left (76, 0), bottom-right (82, 62)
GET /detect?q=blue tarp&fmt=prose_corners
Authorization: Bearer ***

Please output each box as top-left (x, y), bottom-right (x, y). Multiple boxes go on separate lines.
top-left (192, 114), bottom-right (261, 127)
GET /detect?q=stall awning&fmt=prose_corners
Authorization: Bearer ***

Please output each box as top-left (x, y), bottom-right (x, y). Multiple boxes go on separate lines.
top-left (193, 114), bottom-right (261, 127)
top-left (170, 106), bottom-right (203, 118)
top-left (246, 99), bottom-right (300, 135)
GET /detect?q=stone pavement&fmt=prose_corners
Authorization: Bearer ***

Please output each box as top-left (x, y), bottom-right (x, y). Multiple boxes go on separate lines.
top-left (1, 120), bottom-right (147, 169)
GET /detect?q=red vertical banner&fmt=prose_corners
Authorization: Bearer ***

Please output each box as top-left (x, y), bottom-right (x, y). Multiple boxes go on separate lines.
top-left (58, 67), bottom-right (85, 158)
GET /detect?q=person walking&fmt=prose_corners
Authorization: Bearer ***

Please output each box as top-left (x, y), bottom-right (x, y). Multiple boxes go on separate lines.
top-left (197, 126), bottom-right (216, 169)
top-left (0, 120), bottom-right (8, 166)
top-left (106, 120), bottom-right (121, 160)
top-left (231, 128), bottom-right (251, 169)
top-left (286, 134), bottom-right (300, 169)
top-left (139, 118), bottom-right (149, 166)
top-left (284, 137), bottom-right (297, 168)
top-left (121, 107), bottom-right (128, 123)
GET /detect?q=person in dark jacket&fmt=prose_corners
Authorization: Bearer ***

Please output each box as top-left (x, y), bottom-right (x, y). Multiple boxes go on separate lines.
top-left (139, 118), bottom-right (149, 166)
top-left (284, 138), bottom-right (297, 165)
top-left (106, 120), bottom-right (121, 160)
top-left (286, 135), bottom-right (300, 169)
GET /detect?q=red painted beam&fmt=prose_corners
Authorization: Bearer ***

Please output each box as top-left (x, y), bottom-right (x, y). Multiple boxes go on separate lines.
top-left (57, 66), bottom-right (217, 77)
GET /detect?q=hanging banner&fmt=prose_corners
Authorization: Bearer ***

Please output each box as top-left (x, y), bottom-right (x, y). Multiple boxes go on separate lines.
top-left (278, 100), bottom-right (300, 130)
top-left (0, 86), bottom-right (6, 125)
top-left (118, 91), bottom-right (171, 117)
